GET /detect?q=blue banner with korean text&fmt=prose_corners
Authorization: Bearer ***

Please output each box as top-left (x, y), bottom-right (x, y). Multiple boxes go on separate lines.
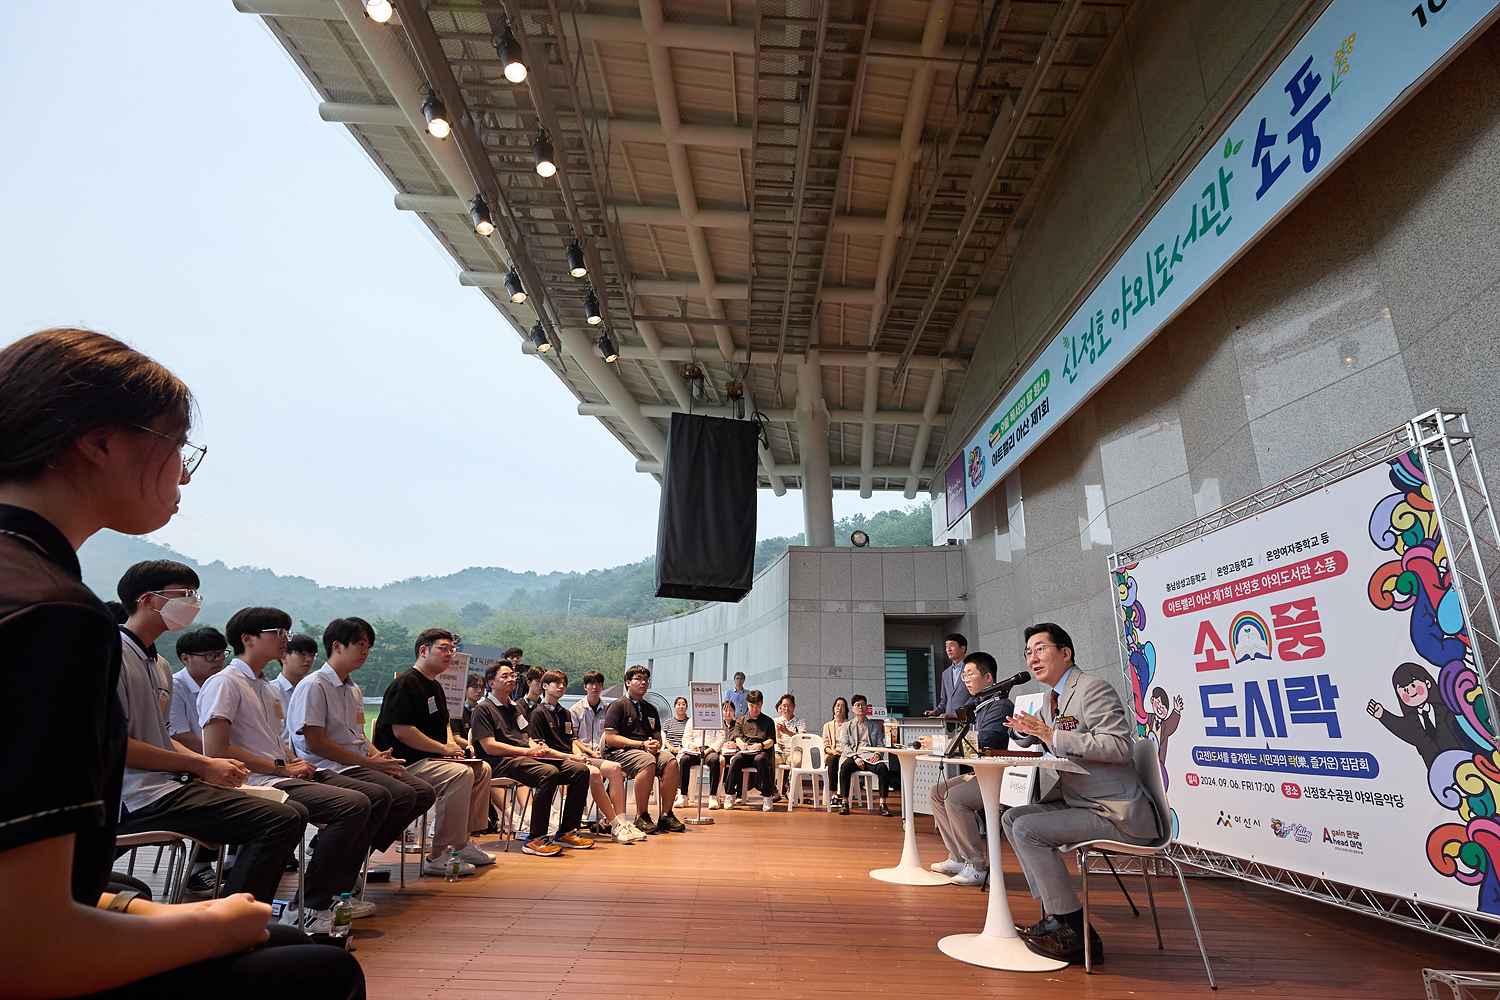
top-left (1115, 456), bottom-right (1497, 915)
top-left (944, 0), bottom-right (1500, 527)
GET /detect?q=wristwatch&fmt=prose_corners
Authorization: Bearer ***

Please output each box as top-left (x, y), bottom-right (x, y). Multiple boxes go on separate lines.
top-left (273, 757), bottom-right (286, 774)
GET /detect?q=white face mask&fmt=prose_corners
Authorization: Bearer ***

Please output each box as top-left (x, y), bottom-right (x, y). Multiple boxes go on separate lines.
top-left (158, 595), bottom-right (202, 630)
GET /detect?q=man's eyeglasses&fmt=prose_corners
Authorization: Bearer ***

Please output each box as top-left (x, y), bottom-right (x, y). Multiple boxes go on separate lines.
top-left (258, 628), bottom-right (290, 640)
top-left (1025, 642), bottom-right (1059, 659)
top-left (149, 589), bottom-right (201, 603)
top-left (187, 649), bottom-right (228, 661)
top-left (131, 424), bottom-right (207, 478)
top-left (432, 643), bottom-right (457, 654)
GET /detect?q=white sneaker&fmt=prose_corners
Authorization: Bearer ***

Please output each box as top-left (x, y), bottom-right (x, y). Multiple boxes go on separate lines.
top-left (422, 855), bottom-right (476, 877)
top-left (762, 796), bottom-right (775, 812)
top-left (724, 795), bottom-right (737, 808)
top-left (950, 863), bottom-right (988, 887)
top-left (610, 818), bottom-right (635, 844)
top-left (673, 793), bottom-right (688, 809)
top-left (707, 796), bottom-right (721, 810)
top-left (299, 907), bottom-right (335, 934)
top-left (930, 857), bottom-right (966, 876)
top-left (624, 821), bottom-right (649, 842)
top-left (347, 897), bottom-right (377, 919)
top-left (458, 842), bottom-right (496, 867)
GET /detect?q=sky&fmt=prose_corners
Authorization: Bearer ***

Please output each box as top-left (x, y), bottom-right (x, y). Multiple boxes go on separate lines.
top-left (0, 3), bottom-right (917, 586)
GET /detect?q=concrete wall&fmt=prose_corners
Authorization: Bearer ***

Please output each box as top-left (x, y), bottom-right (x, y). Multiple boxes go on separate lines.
top-left (951, 21), bottom-right (1500, 702)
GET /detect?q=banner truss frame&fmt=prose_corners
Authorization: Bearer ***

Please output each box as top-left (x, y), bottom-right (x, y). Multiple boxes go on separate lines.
top-left (1107, 409), bottom-right (1500, 954)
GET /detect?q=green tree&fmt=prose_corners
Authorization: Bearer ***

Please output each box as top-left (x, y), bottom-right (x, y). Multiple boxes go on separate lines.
top-left (459, 601), bottom-right (493, 632)
top-left (352, 617), bottom-right (414, 695)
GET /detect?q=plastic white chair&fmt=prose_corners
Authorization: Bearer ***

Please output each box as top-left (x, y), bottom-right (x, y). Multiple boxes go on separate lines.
top-left (848, 767), bottom-right (879, 809)
top-left (781, 733), bottom-right (825, 810)
top-left (1060, 740), bottom-right (1215, 987)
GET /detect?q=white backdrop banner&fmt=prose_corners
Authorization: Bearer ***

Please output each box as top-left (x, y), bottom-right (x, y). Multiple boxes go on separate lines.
top-left (1114, 453), bottom-right (1497, 914)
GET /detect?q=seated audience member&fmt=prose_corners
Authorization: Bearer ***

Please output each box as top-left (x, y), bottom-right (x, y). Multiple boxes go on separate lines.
top-left (571, 671), bottom-right (633, 832)
top-left (469, 664), bottom-right (591, 856)
top-left (289, 617), bottom-right (438, 881)
top-left (675, 698), bottom-right (726, 809)
top-left (534, 670), bottom-right (644, 843)
top-left (0, 327), bottom-right (361, 997)
top-left (773, 693), bottom-right (805, 797)
top-left (1002, 623), bottom-right (1160, 964)
top-left (461, 672), bottom-right (484, 736)
top-left (201, 607), bottom-right (378, 930)
top-left (373, 628), bottom-right (495, 876)
top-left (726, 671), bottom-right (749, 718)
top-left (104, 598), bottom-right (130, 624)
top-left (271, 633), bottom-right (317, 716)
top-left (519, 666), bottom-right (544, 715)
top-left (601, 665), bottom-right (686, 834)
top-left (822, 697), bottom-right (849, 810)
top-left (170, 626), bottom-right (228, 753)
top-left (663, 696), bottom-right (689, 807)
top-left (836, 695), bottom-right (891, 816)
top-left (724, 690), bottom-right (778, 811)
top-left (929, 652), bottom-right (1014, 885)
top-left (114, 562), bottom-right (305, 904)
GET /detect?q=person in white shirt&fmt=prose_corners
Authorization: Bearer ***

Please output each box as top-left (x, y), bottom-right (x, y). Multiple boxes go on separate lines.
top-left (675, 698), bottom-right (727, 809)
top-left (270, 633), bottom-right (317, 717)
top-left (169, 626), bottom-right (228, 753)
top-left (287, 617), bottom-right (437, 870)
top-left (773, 693), bottom-right (806, 799)
top-left (569, 670), bottom-right (630, 826)
top-left (200, 606), bottom-right (377, 931)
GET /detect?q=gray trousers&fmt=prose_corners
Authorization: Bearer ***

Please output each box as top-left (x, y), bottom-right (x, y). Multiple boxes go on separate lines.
top-left (930, 774), bottom-right (986, 866)
top-left (1000, 801), bottom-right (1150, 914)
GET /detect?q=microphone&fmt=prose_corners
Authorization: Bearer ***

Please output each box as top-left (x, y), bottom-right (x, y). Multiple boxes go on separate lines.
top-left (955, 672), bottom-right (1029, 720)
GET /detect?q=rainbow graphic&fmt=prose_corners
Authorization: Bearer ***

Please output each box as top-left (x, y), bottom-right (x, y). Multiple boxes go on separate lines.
top-left (1228, 611), bottom-right (1273, 663)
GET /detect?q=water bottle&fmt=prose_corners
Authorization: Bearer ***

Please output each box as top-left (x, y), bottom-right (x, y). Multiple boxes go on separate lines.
top-left (446, 847), bottom-right (461, 882)
top-left (330, 893), bottom-right (353, 940)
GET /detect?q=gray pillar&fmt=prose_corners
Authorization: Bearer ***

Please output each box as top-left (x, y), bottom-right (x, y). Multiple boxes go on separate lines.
top-left (797, 348), bottom-right (835, 547)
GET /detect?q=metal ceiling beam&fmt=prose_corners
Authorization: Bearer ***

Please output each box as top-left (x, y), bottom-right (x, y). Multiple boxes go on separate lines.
top-left (576, 402), bottom-right (946, 427)
top-left (633, 460), bottom-right (927, 481)
top-left (610, 344), bottom-right (967, 372)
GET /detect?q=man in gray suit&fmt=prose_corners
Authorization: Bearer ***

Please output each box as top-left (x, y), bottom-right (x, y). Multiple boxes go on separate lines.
top-left (928, 633), bottom-right (972, 717)
top-left (1001, 623), bottom-right (1159, 964)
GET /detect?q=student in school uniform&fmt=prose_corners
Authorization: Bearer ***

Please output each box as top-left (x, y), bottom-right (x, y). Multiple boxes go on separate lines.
top-left (601, 665), bottom-right (686, 834)
top-left (530, 669), bottom-right (644, 842)
top-left (570, 670), bottom-right (633, 832)
top-left (271, 633), bottom-right (318, 717)
top-left (169, 626), bottom-right (228, 753)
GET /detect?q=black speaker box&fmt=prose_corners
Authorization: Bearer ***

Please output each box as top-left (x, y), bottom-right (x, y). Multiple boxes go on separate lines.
top-left (654, 412), bottom-right (759, 602)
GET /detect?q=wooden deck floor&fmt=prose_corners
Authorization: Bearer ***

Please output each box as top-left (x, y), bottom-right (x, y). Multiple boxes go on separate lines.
top-left (322, 806), bottom-right (1486, 1000)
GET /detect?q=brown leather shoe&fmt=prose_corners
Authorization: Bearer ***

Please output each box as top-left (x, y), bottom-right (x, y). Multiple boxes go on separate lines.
top-left (555, 831), bottom-right (595, 850)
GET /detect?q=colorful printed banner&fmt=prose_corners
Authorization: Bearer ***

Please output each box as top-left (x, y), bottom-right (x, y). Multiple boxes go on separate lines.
top-left (1115, 455), bottom-right (1497, 914)
top-left (944, 0), bottom-right (1500, 527)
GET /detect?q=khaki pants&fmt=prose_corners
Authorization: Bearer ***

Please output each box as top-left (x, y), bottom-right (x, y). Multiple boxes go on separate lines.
top-left (408, 758), bottom-right (491, 854)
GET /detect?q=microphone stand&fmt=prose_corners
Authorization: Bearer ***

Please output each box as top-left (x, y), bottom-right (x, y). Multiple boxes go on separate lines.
top-left (942, 685), bottom-right (1019, 758)
top-left (684, 732), bottom-right (714, 825)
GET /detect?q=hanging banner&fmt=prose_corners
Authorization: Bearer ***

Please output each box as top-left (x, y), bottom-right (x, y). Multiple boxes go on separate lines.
top-left (442, 651), bottom-right (471, 721)
top-left (1114, 451), bottom-right (1497, 915)
top-left (944, 0), bottom-right (1500, 527)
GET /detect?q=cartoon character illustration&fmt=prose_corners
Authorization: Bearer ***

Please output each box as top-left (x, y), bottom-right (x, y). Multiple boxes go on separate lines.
top-left (1366, 661), bottom-right (1473, 770)
top-left (1146, 685), bottom-right (1183, 787)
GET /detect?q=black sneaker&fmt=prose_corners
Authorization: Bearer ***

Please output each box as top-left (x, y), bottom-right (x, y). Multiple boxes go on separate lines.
top-left (658, 812), bottom-right (686, 833)
top-left (635, 813), bottom-right (661, 835)
top-left (838, 801), bottom-right (850, 815)
top-left (186, 867), bottom-right (217, 898)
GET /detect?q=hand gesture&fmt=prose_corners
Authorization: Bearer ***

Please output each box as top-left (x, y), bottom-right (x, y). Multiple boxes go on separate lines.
top-left (1172, 695), bottom-right (1184, 713)
top-left (198, 756), bottom-right (248, 788)
top-left (1007, 710), bottom-right (1055, 745)
top-left (201, 893), bottom-right (272, 953)
top-left (285, 759), bottom-right (317, 779)
top-left (644, 738), bottom-right (661, 754)
top-left (1366, 699), bottom-right (1384, 720)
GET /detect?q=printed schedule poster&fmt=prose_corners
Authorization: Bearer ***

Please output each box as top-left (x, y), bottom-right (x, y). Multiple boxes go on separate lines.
top-left (1115, 453), bottom-right (1497, 915)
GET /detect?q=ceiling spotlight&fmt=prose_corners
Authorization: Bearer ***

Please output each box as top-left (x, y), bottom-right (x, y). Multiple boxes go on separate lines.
top-left (584, 289), bottom-right (602, 325)
top-left (566, 240), bottom-right (588, 279)
top-left (363, 0), bottom-right (394, 23)
top-left (421, 88), bottom-right (450, 140)
top-left (504, 268), bottom-right (526, 304)
top-left (529, 323), bottom-right (551, 354)
top-left (683, 363), bottom-right (706, 401)
top-left (469, 195), bottom-right (495, 237)
top-left (496, 25), bottom-right (527, 84)
top-left (533, 128), bottom-right (556, 178)
top-left (596, 330), bottom-right (619, 364)
top-left (851, 529), bottom-right (870, 548)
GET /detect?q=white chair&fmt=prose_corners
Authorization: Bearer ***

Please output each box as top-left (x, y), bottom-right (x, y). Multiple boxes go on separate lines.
top-left (848, 768), bottom-right (879, 809)
top-left (780, 733), bottom-right (825, 810)
top-left (1061, 740), bottom-right (1215, 987)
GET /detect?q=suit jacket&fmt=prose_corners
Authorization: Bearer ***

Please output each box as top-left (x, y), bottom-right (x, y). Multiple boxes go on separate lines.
top-left (1017, 669), bottom-right (1159, 840)
top-left (1377, 699), bottom-right (1469, 770)
top-left (934, 661), bottom-right (972, 716)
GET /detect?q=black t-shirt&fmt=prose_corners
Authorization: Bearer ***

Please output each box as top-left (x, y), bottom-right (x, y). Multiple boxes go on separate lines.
top-left (0, 505), bottom-right (125, 905)
top-left (732, 712), bottom-right (777, 749)
top-left (373, 668), bottom-right (451, 763)
top-left (469, 697), bottom-right (529, 761)
top-left (601, 696), bottom-right (660, 742)
top-left (529, 701), bottom-right (577, 754)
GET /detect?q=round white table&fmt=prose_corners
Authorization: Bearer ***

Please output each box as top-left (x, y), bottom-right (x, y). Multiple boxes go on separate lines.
top-left (917, 753), bottom-right (1080, 971)
top-left (869, 746), bottom-right (951, 885)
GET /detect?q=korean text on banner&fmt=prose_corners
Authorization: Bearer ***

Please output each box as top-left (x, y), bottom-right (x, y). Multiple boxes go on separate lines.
top-left (441, 651), bottom-right (470, 721)
top-left (946, 0), bottom-right (1500, 527)
top-left (1114, 453), bottom-right (1496, 916)
top-left (690, 682), bottom-right (722, 731)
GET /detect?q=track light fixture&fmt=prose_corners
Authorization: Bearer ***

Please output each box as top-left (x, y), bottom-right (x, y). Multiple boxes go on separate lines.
top-left (595, 330), bottom-right (619, 364)
top-left (504, 268), bottom-right (526, 304)
top-left (529, 323), bottom-right (551, 354)
top-left (683, 363), bottom-right (706, 401)
top-left (566, 240), bottom-right (588, 279)
top-left (421, 88), bottom-right (450, 140)
top-left (496, 25), bottom-right (527, 84)
top-left (533, 128), bottom-right (556, 178)
top-left (469, 195), bottom-right (495, 237)
top-left (363, 0), bottom-right (394, 23)
top-left (584, 289), bottom-right (602, 325)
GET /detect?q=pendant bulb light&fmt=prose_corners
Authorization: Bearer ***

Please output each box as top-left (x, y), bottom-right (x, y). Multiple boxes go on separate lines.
top-left (584, 289), bottom-right (602, 325)
top-left (496, 25), bottom-right (527, 84)
top-left (504, 268), bottom-right (526, 304)
top-left (566, 240), bottom-right (588, 279)
top-left (469, 195), bottom-right (495, 237)
top-left (363, 0), bottom-right (393, 23)
top-left (533, 129), bottom-right (556, 178)
top-left (421, 88), bottom-right (450, 140)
